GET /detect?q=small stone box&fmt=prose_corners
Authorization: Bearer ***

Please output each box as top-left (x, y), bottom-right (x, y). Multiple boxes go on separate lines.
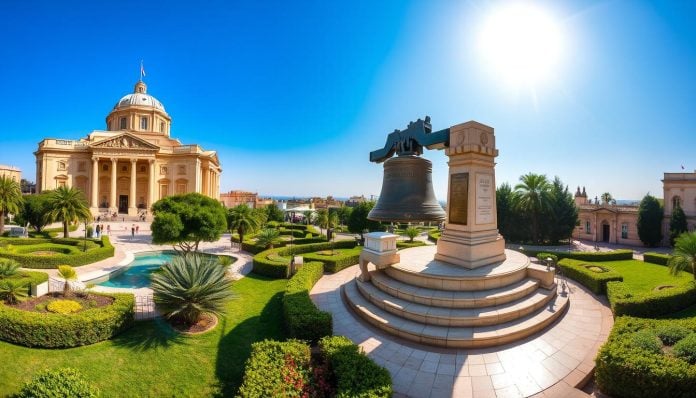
top-left (359, 232), bottom-right (400, 282)
top-left (364, 232), bottom-right (398, 254)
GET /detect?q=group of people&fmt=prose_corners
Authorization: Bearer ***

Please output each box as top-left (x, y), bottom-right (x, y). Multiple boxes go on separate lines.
top-left (90, 223), bottom-right (141, 239)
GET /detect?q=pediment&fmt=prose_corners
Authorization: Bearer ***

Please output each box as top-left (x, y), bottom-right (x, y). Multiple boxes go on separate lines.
top-left (91, 133), bottom-right (159, 150)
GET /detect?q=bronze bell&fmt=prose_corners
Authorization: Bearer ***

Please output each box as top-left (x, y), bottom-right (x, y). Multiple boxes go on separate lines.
top-left (368, 155), bottom-right (446, 222)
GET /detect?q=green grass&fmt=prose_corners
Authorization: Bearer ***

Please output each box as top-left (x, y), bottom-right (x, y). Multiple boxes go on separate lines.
top-left (0, 273), bottom-right (287, 397)
top-left (595, 259), bottom-right (693, 293)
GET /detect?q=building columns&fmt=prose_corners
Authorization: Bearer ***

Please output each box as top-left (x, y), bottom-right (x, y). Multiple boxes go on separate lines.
top-left (148, 159), bottom-right (155, 208)
top-left (91, 157), bottom-right (99, 210)
top-left (110, 158), bottom-right (117, 212)
top-left (128, 159), bottom-right (137, 216)
top-left (195, 159), bottom-right (202, 193)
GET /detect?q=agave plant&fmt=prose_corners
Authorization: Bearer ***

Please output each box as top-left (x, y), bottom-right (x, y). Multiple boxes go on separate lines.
top-left (256, 228), bottom-right (281, 250)
top-left (151, 253), bottom-right (234, 326)
top-left (0, 279), bottom-right (28, 304)
top-left (0, 259), bottom-right (21, 278)
top-left (404, 227), bottom-right (420, 243)
top-left (57, 265), bottom-right (78, 297)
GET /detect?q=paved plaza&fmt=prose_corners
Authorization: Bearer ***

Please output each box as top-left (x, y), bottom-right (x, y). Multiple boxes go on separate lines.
top-left (311, 265), bottom-right (613, 398)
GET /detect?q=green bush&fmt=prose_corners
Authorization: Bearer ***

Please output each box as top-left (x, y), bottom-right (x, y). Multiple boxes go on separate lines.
top-left (303, 247), bottom-right (362, 273)
top-left (644, 252), bottom-right (672, 266)
top-left (396, 240), bottom-right (427, 249)
top-left (607, 280), bottom-right (696, 317)
top-left (253, 240), bottom-right (356, 278)
top-left (595, 316), bottom-right (696, 398)
top-left (557, 259), bottom-right (623, 294)
top-left (319, 336), bottom-right (392, 398)
top-left (630, 329), bottom-right (662, 354)
top-left (283, 261), bottom-right (332, 343)
top-left (0, 236), bottom-right (114, 269)
top-left (522, 248), bottom-right (634, 262)
top-left (18, 367), bottom-right (100, 398)
top-left (674, 334), bottom-right (696, 365)
top-left (427, 229), bottom-right (440, 243)
top-left (656, 324), bottom-right (692, 345)
top-left (535, 252), bottom-right (559, 264)
top-left (238, 339), bottom-right (311, 398)
top-left (0, 292), bottom-right (134, 348)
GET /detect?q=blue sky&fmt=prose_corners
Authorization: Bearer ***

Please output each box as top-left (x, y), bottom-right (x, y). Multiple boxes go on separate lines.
top-left (1, 0), bottom-right (695, 200)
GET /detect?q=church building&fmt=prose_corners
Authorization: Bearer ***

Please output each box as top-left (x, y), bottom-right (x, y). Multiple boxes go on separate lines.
top-left (34, 80), bottom-right (221, 216)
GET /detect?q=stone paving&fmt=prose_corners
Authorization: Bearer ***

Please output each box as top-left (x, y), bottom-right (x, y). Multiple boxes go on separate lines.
top-left (311, 265), bottom-right (614, 398)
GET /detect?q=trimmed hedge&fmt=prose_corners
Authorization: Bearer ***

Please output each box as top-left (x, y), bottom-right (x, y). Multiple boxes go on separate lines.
top-left (0, 292), bottom-right (134, 348)
top-left (0, 236), bottom-right (114, 269)
top-left (303, 247), bottom-right (362, 273)
top-left (0, 237), bottom-right (51, 246)
top-left (644, 252), bottom-right (672, 266)
top-left (3, 270), bottom-right (49, 296)
top-left (558, 259), bottom-right (623, 294)
top-left (283, 261), bottom-right (332, 342)
top-left (521, 248), bottom-right (634, 262)
top-left (607, 280), bottom-right (696, 317)
top-left (595, 316), bottom-right (696, 398)
top-left (253, 240), bottom-right (356, 278)
top-left (238, 339), bottom-right (311, 398)
top-left (427, 229), bottom-right (440, 243)
top-left (397, 240), bottom-right (427, 249)
top-left (319, 335), bottom-right (393, 398)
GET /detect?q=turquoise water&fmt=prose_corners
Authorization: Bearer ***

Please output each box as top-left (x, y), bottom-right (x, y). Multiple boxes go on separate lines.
top-left (98, 251), bottom-right (176, 288)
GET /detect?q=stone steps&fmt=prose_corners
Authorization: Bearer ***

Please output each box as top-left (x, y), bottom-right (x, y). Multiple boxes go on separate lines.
top-left (356, 277), bottom-right (557, 327)
top-left (370, 271), bottom-right (540, 309)
top-left (343, 279), bottom-right (570, 348)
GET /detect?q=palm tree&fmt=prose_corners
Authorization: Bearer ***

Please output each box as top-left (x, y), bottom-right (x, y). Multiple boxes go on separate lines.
top-left (256, 228), bottom-right (281, 249)
top-left (316, 209), bottom-right (329, 236)
top-left (0, 176), bottom-right (23, 235)
top-left (405, 226), bottom-right (420, 243)
top-left (514, 173), bottom-right (551, 243)
top-left (151, 253), bottom-right (234, 326)
top-left (0, 279), bottom-right (28, 304)
top-left (57, 265), bottom-right (77, 297)
top-left (227, 205), bottom-right (261, 248)
top-left (303, 210), bottom-right (314, 225)
top-left (668, 232), bottom-right (696, 280)
top-left (601, 192), bottom-right (614, 205)
top-left (0, 259), bottom-right (21, 278)
top-left (46, 186), bottom-right (91, 238)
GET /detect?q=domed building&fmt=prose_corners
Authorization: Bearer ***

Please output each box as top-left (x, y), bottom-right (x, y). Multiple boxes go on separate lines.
top-left (34, 80), bottom-right (221, 217)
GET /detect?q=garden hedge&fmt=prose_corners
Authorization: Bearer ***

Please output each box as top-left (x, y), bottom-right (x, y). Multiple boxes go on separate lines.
top-left (396, 240), bottom-right (427, 249)
top-left (253, 240), bottom-right (356, 278)
top-left (303, 247), bottom-right (362, 273)
top-left (427, 229), bottom-right (440, 243)
top-left (0, 236), bottom-right (114, 269)
top-left (0, 292), bottom-right (134, 348)
top-left (557, 259), bottom-right (623, 294)
top-left (3, 270), bottom-right (49, 296)
top-left (237, 339), bottom-right (311, 398)
top-left (283, 261), bottom-right (332, 342)
top-left (595, 316), bottom-right (696, 398)
top-left (319, 335), bottom-right (393, 398)
top-left (644, 252), bottom-right (672, 266)
top-left (607, 280), bottom-right (696, 317)
top-left (521, 248), bottom-right (634, 262)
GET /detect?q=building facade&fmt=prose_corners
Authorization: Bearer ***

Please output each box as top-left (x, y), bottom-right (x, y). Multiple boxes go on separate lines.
top-left (220, 190), bottom-right (258, 208)
top-left (572, 187), bottom-right (642, 245)
top-left (0, 165), bottom-right (20, 182)
top-left (35, 80), bottom-right (221, 216)
top-left (662, 172), bottom-right (696, 240)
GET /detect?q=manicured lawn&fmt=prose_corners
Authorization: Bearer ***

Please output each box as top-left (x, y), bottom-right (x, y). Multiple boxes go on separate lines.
top-left (0, 273), bottom-right (287, 397)
top-left (596, 259), bottom-right (693, 292)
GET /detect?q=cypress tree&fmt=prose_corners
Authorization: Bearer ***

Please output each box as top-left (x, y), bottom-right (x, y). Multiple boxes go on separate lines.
top-left (669, 204), bottom-right (688, 246)
top-left (637, 194), bottom-right (664, 247)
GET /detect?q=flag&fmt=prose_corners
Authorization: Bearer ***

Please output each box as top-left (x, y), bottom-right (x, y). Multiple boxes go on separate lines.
top-left (682, 165), bottom-right (685, 170)
top-left (140, 61), bottom-right (146, 79)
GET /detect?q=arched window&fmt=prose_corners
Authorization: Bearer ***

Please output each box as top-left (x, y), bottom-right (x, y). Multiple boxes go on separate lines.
top-left (160, 122), bottom-right (165, 133)
top-left (140, 117), bottom-right (148, 130)
top-left (119, 117), bottom-right (127, 129)
top-left (673, 196), bottom-right (682, 209)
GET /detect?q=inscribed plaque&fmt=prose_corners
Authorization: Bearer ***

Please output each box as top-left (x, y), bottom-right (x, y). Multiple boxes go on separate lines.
top-left (449, 173), bottom-right (469, 225)
top-left (476, 173), bottom-right (493, 224)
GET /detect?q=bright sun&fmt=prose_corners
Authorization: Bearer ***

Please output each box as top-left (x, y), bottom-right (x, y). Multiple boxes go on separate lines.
top-left (478, 3), bottom-right (563, 87)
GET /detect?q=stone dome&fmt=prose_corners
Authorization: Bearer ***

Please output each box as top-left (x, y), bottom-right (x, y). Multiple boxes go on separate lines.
top-left (113, 81), bottom-right (166, 112)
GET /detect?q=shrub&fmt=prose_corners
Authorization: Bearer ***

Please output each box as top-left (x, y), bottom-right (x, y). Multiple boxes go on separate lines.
top-left (4, 270), bottom-right (49, 296)
top-left (47, 299), bottom-right (83, 314)
top-left (427, 229), bottom-right (440, 243)
top-left (238, 339), bottom-right (311, 398)
top-left (557, 259), bottom-right (623, 294)
top-left (644, 252), bottom-right (672, 266)
top-left (319, 336), bottom-right (393, 398)
top-left (0, 258), bottom-right (20, 277)
top-left (521, 248), bottom-right (634, 262)
top-left (630, 330), bottom-right (661, 354)
top-left (0, 279), bottom-right (29, 304)
top-left (674, 334), bottom-right (696, 365)
top-left (535, 252), bottom-right (559, 264)
top-left (607, 280), bottom-right (696, 317)
top-left (0, 293), bottom-right (134, 348)
top-left (0, 236), bottom-right (114, 269)
top-left (253, 240), bottom-right (356, 278)
top-left (218, 255), bottom-right (235, 266)
top-left (283, 262), bottom-right (332, 343)
top-left (656, 324), bottom-right (692, 345)
top-left (396, 240), bottom-right (426, 249)
top-left (303, 247), bottom-right (362, 273)
top-left (18, 367), bottom-right (100, 398)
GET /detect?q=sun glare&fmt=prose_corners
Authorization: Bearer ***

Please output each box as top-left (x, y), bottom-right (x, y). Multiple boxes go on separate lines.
top-left (478, 3), bottom-right (564, 88)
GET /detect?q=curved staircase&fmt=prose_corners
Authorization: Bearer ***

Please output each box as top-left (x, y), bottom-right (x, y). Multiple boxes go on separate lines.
top-left (343, 246), bottom-right (569, 348)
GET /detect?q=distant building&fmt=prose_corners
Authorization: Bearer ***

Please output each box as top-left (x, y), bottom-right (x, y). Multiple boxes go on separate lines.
top-left (662, 172), bottom-right (696, 240)
top-left (346, 195), bottom-right (367, 208)
top-left (0, 165), bottom-right (20, 183)
top-left (220, 190), bottom-right (258, 208)
top-left (310, 195), bottom-right (343, 210)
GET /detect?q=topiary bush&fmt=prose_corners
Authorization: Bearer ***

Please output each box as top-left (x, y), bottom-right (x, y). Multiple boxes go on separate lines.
top-left (0, 236), bottom-right (114, 269)
top-left (644, 252), bottom-right (672, 266)
top-left (396, 240), bottom-right (427, 249)
top-left (0, 292), bottom-right (134, 348)
top-left (237, 339), bottom-right (311, 398)
top-left (319, 335), bottom-right (393, 398)
top-left (674, 334), bottom-right (696, 365)
top-left (607, 280), bottom-right (696, 317)
top-left (283, 261), bottom-right (332, 343)
top-left (630, 329), bottom-right (661, 354)
top-left (557, 259), bottom-right (623, 294)
top-left (46, 299), bottom-right (83, 314)
top-left (535, 252), bottom-right (559, 264)
top-left (656, 324), bottom-right (692, 345)
top-left (18, 367), bottom-right (100, 398)
top-left (253, 240), bottom-right (356, 278)
top-left (303, 247), bottom-right (362, 273)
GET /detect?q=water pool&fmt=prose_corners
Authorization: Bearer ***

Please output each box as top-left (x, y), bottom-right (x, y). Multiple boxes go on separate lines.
top-left (98, 251), bottom-right (176, 288)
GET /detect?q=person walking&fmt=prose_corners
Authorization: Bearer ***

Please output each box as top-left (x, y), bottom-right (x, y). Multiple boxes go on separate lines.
top-left (95, 224), bottom-right (101, 238)
top-left (131, 224), bottom-right (135, 240)
top-left (106, 224), bottom-right (111, 235)
top-left (135, 225), bottom-right (139, 234)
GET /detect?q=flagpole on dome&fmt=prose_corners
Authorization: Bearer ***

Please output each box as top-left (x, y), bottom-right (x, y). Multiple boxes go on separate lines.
top-left (139, 60), bottom-right (146, 82)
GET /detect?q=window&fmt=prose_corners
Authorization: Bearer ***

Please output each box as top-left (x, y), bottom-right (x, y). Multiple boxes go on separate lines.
top-left (140, 117), bottom-right (148, 130)
top-left (121, 165), bottom-right (128, 172)
top-left (160, 184), bottom-right (169, 199)
top-left (139, 165), bottom-right (146, 173)
top-left (177, 183), bottom-right (187, 194)
top-left (77, 161), bottom-right (86, 172)
top-left (160, 165), bottom-right (168, 175)
top-left (120, 117), bottom-right (127, 129)
top-left (585, 221), bottom-right (591, 234)
top-left (102, 164), bottom-right (109, 171)
top-left (621, 223), bottom-right (628, 239)
top-left (57, 161), bottom-right (66, 171)
top-left (673, 196), bottom-right (682, 209)
top-left (160, 122), bottom-right (165, 133)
